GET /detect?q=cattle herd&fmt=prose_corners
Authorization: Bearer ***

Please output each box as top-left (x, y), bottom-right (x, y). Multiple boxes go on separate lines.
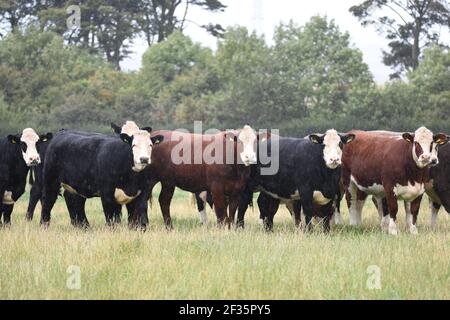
top-left (0, 121), bottom-right (449, 235)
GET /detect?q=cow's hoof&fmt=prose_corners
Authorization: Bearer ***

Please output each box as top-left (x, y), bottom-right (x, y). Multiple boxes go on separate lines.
top-left (409, 225), bottom-right (418, 235)
top-left (380, 216), bottom-right (390, 231)
top-left (40, 221), bottom-right (50, 229)
top-left (388, 224), bottom-right (398, 236)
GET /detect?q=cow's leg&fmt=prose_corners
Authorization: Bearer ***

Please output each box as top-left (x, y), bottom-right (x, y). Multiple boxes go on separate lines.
top-left (195, 192), bottom-right (208, 225)
top-left (2, 204), bottom-right (13, 226)
top-left (26, 183), bottom-right (41, 221)
top-left (321, 202), bottom-right (334, 233)
top-left (333, 196), bottom-right (343, 225)
top-left (133, 188), bottom-right (150, 230)
top-left (126, 188), bottom-right (150, 231)
top-left (228, 196), bottom-right (240, 229)
top-left (430, 200), bottom-right (441, 228)
top-left (236, 189), bottom-right (253, 229)
top-left (293, 201), bottom-right (302, 228)
top-left (40, 183), bottom-right (60, 227)
top-left (285, 201), bottom-right (301, 227)
top-left (347, 182), bottom-right (366, 226)
top-left (100, 195), bottom-right (121, 227)
top-left (301, 192), bottom-right (315, 232)
top-left (210, 185), bottom-right (228, 227)
top-left (384, 188), bottom-right (399, 235)
top-left (406, 195), bottom-right (422, 235)
top-left (258, 193), bottom-right (279, 232)
top-left (372, 197), bottom-right (385, 224)
top-left (126, 201), bottom-right (138, 227)
top-left (64, 192), bottom-right (89, 229)
top-left (114, 207), bottom-right (122, 224)
top-left (159, 183), bottom-right (175, 230)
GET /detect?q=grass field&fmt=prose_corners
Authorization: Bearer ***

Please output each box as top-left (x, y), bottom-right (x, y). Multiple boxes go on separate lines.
top-left (0, 184), bottom-right (449, 300)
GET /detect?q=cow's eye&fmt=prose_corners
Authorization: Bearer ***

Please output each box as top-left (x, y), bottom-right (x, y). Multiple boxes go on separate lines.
top-left (339, 142), bottom-right (343, 149)
top-left (21, 142), bottom-right (27, 152)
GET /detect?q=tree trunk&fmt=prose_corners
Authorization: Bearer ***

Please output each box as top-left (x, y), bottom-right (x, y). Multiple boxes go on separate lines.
top-left (412, 20), bottom-right (421, 70)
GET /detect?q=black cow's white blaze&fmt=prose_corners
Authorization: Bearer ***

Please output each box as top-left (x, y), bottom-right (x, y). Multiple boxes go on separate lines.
top-left (20, 128), bottom-right (41, 166)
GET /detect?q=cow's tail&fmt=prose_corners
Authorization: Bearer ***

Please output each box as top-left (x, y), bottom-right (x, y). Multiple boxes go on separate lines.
top-left (29, 168), bottom-right (35, 186)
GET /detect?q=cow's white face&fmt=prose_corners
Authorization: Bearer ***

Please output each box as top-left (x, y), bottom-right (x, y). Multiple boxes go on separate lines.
top-left (121, 130), bottom-right (153, 172)
top-left (310, 129), bottom-right (355, 169)
top-left (238, 125), bottom-right (257, 166)
top-left (403, 127), bottom-right (449, 168)
top-left (118, 121), bottom-right (163, 172)
top-left (20, 128), bottom-right (41, 166)
top-left (322, 130), bottom-right (343, 169)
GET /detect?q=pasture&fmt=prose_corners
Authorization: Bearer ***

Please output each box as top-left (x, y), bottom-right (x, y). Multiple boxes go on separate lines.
top-left (0, 184), bottom-right (448, 300)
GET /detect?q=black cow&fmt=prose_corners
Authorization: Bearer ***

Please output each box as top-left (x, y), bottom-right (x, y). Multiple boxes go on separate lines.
top-left (26, 130), bottom-right (123, 224)
top-left (39, 129), bottom-right (163, 229)
top-left (428, 142), bottom-right (450, 226)
top-left (0, 128), bottom-right (52, 226)
top-left (235, 130), bottom-right (355, 232)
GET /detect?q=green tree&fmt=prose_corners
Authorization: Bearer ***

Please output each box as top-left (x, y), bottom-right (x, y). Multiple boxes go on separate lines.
top-left (137, 31), bottom-right (214, 97)
top-left (211, 26), bottom-right (276, 127)
top-left (272, 16), bottom-right (374, 122)
top-left (409, 46), bottom-right (450, 123)
top-left (0, 26), bottom-right (122, 131)
top-left (350, 0), bottom-right (450, 78)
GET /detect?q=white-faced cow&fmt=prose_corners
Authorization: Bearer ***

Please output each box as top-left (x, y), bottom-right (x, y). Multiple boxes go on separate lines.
top-left (39, 127), bottom-right (163, 229)
top-left (0, 128), bottom-right (52, 226)
top-left (342, 127), bottom-right (449, 235)
top-left (238, 129), bottom-right (355, 232)
top-left (138, 125), bottom-right (264, 229)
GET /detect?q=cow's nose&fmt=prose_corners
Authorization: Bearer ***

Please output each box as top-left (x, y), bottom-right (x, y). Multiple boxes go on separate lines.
top-left (431, 159), bottom-right (438, 166)
top-left (140, 157), bottom-right (149, 164)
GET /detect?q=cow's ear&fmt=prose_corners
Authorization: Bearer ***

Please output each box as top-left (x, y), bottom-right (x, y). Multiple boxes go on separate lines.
top-left (309, 134), bottom-right (324, 144)
top-left (258, 132), bottom-right (271, 142)
top-left (151, 135), bottom-right (164, 145)
top-left (341, 134), bottom-right (355, 144)
top-left (111, 122), bottom-right (121, 134)
top-left (7, 134), bottom-right (19, 144)
top-left (402, 133), bottom-right (414, 143)
top-left (120, 133), bottom-right (133, 145)
top-left (434, 133), bottom-right (450, 145)
top-left (40, 132), bottom-right (53, 142)
top-left (141, 126), bottom-right (152, 133)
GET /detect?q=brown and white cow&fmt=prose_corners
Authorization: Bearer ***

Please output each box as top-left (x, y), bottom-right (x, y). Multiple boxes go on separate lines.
top-left (143, 125), bottom-right (263, 228)
top-left (342, 127), bottom-right (449, 235)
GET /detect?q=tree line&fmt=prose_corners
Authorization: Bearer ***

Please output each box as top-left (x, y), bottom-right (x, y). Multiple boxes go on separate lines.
top-left (0, 1), bottom-right (449, 136)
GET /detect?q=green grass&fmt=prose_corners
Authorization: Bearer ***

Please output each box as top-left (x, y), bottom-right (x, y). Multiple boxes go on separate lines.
top-left (0, 184), bottom-right (449, 299)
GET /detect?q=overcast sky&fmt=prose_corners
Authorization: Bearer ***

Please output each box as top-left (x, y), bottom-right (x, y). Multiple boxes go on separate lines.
top-left (121, 0), bottom-right (449, 83)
